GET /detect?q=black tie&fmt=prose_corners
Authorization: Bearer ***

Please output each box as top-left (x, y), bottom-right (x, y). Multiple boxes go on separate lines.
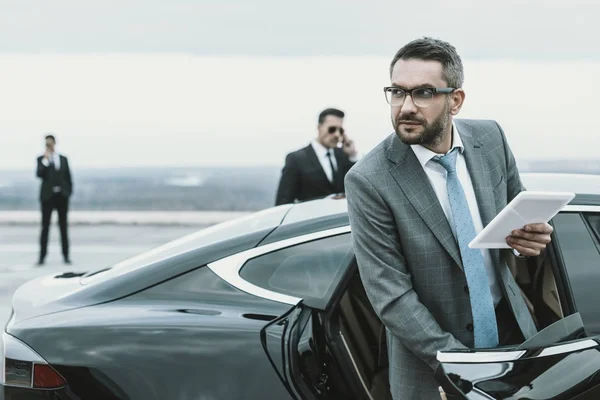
top-left (326, 150), bottom-right (337, 183)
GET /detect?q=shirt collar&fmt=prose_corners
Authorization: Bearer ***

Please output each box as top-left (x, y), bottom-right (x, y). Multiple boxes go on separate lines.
top-left (410, 122), bottom-right (464, 168)
top-left (311, 140), bottom-right (333, 158)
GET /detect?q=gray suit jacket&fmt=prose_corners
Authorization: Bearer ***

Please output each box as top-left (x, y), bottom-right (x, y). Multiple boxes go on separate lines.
top-left (345, 119), bottom-right (537, 399)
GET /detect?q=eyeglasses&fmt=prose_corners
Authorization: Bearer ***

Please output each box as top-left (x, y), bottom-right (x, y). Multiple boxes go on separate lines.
top-left (383, 87), bottom-right (455, 108)
top-left (327, 126), bottom-right (345, 135)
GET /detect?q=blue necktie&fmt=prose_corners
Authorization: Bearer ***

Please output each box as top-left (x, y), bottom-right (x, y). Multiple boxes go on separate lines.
top-left (434, 148), bottom-right (499, 348)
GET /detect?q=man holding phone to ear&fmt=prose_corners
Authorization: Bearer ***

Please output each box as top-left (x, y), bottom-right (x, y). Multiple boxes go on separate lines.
top-left (36, 134), bottom-right (73, 265)
top-left (275, 108), bottom-right (359, 205)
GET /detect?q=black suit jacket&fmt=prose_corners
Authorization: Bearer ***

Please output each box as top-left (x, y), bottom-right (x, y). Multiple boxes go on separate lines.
top-left (275, 144), bottom-right (356, 206)
top-left (36, 155), bottom-right (73, 202)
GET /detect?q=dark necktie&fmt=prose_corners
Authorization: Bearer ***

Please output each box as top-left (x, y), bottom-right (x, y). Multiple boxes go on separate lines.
top-left (326, 150), bottom-right (337, 183)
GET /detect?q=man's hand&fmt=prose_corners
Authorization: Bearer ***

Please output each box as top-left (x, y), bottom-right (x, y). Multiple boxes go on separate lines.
top-left (44, 150), bottom-right (51, 160)
top-left (506, 222), bottom-right (553, 257)
top-left (341, 135), bottom-right (357, 158)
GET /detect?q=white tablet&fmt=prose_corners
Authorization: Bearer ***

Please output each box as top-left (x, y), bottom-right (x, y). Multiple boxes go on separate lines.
top-left (469, 191), bottom-right (575, 249)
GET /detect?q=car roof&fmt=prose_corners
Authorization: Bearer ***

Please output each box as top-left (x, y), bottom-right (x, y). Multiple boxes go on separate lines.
top-left (68, 172), bottom-right (598, 302)
top-left (278, 172), bottom-right (600, 228)
top-left (521, 173), bottom-right (600, 197)
top-left (75, 204), bottom-right (294, 301)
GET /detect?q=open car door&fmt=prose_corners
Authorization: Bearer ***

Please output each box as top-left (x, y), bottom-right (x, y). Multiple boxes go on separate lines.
top-left (436, 313), bottom-right (600, 399)
top-left (259, 249), bottom-right (358, 400)
top-left (260, 303), bottom-right (336, 400)
top-left (260, 304), bottom-right (307, 400)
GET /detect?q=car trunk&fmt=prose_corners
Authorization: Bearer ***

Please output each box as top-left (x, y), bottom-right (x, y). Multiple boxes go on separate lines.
top-left (8, 271), bottom-right (91, 325)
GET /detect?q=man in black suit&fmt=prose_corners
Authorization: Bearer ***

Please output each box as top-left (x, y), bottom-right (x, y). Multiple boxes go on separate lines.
top-left (36, 134), bottom-right (73, 265)
top-left (275, 108), bottom-right (359, 205)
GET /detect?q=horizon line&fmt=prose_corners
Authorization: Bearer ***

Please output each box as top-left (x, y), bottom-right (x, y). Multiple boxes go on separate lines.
top-left (0, 158), bottom-right (598, 173)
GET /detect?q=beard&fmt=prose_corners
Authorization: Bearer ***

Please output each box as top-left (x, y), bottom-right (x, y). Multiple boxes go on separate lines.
top-left (393, 101), bottom-right (452, 147)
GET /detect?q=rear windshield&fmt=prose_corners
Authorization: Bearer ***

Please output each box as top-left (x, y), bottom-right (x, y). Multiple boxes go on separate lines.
top-left (80, 205), bottom-right (291, 284)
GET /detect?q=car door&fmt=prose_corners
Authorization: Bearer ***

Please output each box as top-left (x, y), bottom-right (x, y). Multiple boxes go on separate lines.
top-left (211, 226), bottom-right (353, 399)
top-left (261, 304), bottom-right (332, 400)
top-left (436, 207), bottom-right (600, 399)
top-left (550, 209), bottom-right (600, 334)
top-left (435, 330), bottom-right (600, 399)
top-left (258, 245), bottom-right (357, 400)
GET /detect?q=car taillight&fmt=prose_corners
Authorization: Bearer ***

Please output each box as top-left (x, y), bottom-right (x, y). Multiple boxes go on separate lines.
top-left (33, 364), bottom-right (66, 388)
top-left (1, 332), bottom-right (66, 389)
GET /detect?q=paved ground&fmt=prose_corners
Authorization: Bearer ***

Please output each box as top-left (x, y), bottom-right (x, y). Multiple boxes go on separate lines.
top-left (0, 224), bottom-right (204, 327)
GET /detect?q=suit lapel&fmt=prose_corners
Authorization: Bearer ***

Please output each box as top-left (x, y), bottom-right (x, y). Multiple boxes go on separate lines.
top-left (456, 120), bottom-right (501, 267)
top-left (304, 145), bottom-right (333, 189)
top-left (386, 135), bottom-right (463, 270)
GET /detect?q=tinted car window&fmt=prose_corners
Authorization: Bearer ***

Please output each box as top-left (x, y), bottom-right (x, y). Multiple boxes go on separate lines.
top-left (585, 214), bottom-right (600, 246)
top-left (239, 233), bottom-right (351, 307)
top-left (552, 212), bottom-right (600, 333)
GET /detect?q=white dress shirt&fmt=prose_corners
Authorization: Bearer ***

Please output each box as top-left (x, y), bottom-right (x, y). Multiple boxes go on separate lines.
top-left (41, 152), bottom-right (62, 192)
top-left (311, 140), bottom-right (338, 183)
top-left (41, 152), bottom-right (61, 170)
top-left (411, 124), bottom-right (502, 305)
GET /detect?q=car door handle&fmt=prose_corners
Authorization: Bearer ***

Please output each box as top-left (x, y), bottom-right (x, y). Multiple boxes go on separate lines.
top-left (536, 339), bottom-right (598, 357)
top-left (437, 338), bottom-right (598, 364)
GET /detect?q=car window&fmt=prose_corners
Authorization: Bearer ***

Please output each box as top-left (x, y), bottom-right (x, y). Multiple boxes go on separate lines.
top-left (239, 233), bottom-right (351, 309)
top-left (552, 212), bottom-right (600, 333)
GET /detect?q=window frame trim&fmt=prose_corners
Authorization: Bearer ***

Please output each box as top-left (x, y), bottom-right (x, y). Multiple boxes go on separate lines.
top-left (563, 205), bottom-right (600, 213)
top-left (207, 225), bottom-right (351, 305)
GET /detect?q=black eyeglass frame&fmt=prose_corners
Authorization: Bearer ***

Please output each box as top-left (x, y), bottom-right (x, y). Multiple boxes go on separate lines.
top-left (383, 87), bottom-right (456, 107)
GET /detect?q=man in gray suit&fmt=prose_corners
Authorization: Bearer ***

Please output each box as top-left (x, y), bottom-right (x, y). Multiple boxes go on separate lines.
top-left (345, 37), bottom-right (554, 399)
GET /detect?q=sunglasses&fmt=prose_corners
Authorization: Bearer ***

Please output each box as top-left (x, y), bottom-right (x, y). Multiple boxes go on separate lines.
top-left (327, 126), bottom-right (345, 135)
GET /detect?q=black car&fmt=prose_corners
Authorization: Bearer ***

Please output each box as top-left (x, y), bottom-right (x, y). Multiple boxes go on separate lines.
top-left (1, 172), bottom-right (600, 400)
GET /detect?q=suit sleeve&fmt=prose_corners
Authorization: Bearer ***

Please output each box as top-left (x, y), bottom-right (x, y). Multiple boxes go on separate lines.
top-left (496, 121), bottom-right (544, 261)
top-left (36, 157), bottom-right (48, 178)
top-left (345, 169), bottom-right (467, 370)
top-left (495, 121), bottom-right (524, 201)
top-left (65, 158), bottom-right (73, 195)
top-left (338, 151), bottom-right (357, 178)
top-left (275, 153), bottom-right (300, 206)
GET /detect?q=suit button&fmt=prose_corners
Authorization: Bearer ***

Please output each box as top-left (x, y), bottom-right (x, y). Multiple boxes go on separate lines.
top-left (464, 285), bottom-right (469, 294)
top-left (466, 323), bottom-right (474, 332)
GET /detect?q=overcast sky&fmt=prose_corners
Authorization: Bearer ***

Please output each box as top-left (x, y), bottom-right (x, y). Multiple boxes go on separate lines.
top-left (1, 1), bottom-right (598, 170)
top-left (2, 0), bottom-right (599, 59)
